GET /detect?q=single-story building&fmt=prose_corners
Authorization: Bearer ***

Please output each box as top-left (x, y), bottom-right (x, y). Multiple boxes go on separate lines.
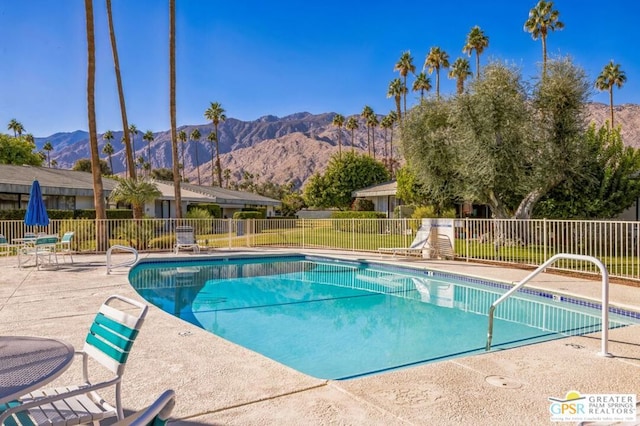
top-left (0, 165), bottom-right (281, 218)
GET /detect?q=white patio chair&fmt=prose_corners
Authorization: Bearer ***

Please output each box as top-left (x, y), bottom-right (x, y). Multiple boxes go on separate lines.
top-left (174, 225), bottom-right (200, 254)
top-left (378, 225), bottom-right (434, 257)
top-left (0, 295), bottom-right (149, 425)
top-left (57, 231), bottom-right (75, 263)
top-left (112, 389), bottom-right (176, 426)
top-left (18, 235), bottom-right (59, 269)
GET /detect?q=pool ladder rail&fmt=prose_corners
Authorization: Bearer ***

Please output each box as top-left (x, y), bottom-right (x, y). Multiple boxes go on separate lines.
top-left (106, 244), bottom-right (139, 275)
top-left (485, 253), bottom-right (611, 357)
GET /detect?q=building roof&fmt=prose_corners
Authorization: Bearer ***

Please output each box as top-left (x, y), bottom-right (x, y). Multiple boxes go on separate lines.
top-left (352, 180), bottom-right (397, 197)
top-left (172, 182), bottom-right (281, 207)
top-left (150, 180), bottom-right (212, 203)
top-left (0, 164), bottom-right (119, 197)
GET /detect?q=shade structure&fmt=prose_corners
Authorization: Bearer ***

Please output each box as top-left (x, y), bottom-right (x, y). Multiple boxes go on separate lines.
top-left (24, 179), bottom-right (50, 227)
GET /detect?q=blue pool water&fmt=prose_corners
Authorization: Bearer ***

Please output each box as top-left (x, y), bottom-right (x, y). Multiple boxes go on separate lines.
top-left (128, 255), bottom-right (640, 380)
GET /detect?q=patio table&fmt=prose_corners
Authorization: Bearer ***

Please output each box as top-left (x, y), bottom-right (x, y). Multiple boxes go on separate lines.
top-left (0, 335), bottom-right (75, 405)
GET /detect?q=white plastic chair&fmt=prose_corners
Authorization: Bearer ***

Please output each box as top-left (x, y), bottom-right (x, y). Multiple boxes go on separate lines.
top-left (174, 225), bottom-right (200, 254)
top-left (18, 235), bottom-right (59, 269)
top-left (57, 231), bottom-right (75, 263)
top-left (112, 389), bottom-right (176, 426)
top-left (378, 225), bottom-right (434, 257)
top-left (0, 295), bottom-right (149, 425)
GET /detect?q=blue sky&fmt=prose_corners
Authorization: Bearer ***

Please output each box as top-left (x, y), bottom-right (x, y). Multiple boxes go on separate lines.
top-left (1, 0), bottom-right (638, 137)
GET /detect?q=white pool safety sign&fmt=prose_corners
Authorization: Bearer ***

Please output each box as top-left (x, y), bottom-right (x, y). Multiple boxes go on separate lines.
top-left (548, 391), bottom-right (636, 422)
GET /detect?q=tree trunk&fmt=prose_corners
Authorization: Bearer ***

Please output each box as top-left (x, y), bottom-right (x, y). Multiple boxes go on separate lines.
top-left (215, 128), bottom-right (223, 187)
top-left (85, 0), bottom-right (107, 252)
top-left (169, 0), bottom-right (182, 218)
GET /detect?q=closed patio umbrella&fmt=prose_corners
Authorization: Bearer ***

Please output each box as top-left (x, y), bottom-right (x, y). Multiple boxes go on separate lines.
top-left (24, 179), bottom-right (49, 228)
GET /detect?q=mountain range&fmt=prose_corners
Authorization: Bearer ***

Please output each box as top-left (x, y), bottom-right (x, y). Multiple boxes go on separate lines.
top-left (35, 103), bottom-right (640, 190)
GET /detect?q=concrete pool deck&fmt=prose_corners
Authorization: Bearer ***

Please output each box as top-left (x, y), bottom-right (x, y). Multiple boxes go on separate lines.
top-left (1, 249), bottom-right (639, 425)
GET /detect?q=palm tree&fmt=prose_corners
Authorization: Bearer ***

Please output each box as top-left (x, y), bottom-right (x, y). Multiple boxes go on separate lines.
top-left (424, 47), bottom-right (450, 99)
top-left (412, 72), bottom-right (432, 102)
top-left (142, 130), bottom-right (154, 171)
top-left (7, 119), bottom-right (24, 137)
top-left (136, 156), bottom-right (145, 174)
top-left (387, 78), bottom-right (405, 121)
top-left (102, 141), bottom-right (114, 173)
top-left (380, 115), bottom-right (392, 159)
top-left (448, 58), bottom-right (473, 94)
top-left (386, 110), bottom-right (398, 172)
top-left (223, 168), bottom-right (231, 188)
top-left (190, 128), bottom-right (202, 185)
top-left (203, 101), bottom-right (226, 186)
top-left (109, 178), bottom-right (161, 219)
top-left (332, 113), bottom-right (345, 156)
top-left (367, 114), bottom-right (379, 159)
top-left (84, 0), bottom-right (107, 250)
top-left (43, 141), bottom-right (53, 167)
top-left (393, 51), bottom-right (415, 117)
top-left (524, 0), bottom-right (564, 77)
top-left (51, 159), bottom-right (58, 168)
top-left (463, 26), bottom-right (489, 79)
top-left (178, 130), bottom-right (187, 180)
top-left (361, 106), bottom-right (374, 156)
top-left (169, 0), bottom-right (182, 218)
top-left (595, 61), bottom-right (627, 128)
top-left (345, 116), bottom-right (359, 153)
top-left (207, 132), bottom-right (217, 185)
top-left (105, 0), bottom-right (133, 180)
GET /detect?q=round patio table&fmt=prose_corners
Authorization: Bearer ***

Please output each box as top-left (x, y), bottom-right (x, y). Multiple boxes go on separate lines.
top-left (0, 335), bottom-right (75, 405)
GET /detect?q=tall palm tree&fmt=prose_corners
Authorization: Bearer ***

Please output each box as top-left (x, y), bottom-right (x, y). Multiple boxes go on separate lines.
top-left (332, 113), bottom-right (345, 157)
top-left (463, 26), bottom-right (489, 79)
top-left (42, 141), bottom-right (53, 167)
top-left (109, 178), bottom-right (161, 219)
top-left (169, 0), bottom-right (182, 218)
top-left (387, 78), bottom-right (404, 122)
top-left (361, 106), bottom-right (374, 156)
top-left (380, 115), bottom-right (392, 159)
top-left (105, 0), bottom-right (134, 180)
top-left (143, 130), bottom-right (154, 171)
top-left (178, 130), bottom-right (187, 180)
top-left (595, 61), bottom-right (627, 128)
top-left (190, 128), bottom-right (202, 185)
top-left (386, 110), bottom-right (398, 173)
top-left (367, 114), bottom-right (379, 158)
top-left (203, 101), bottom-right (226, 186)
top-left (412, 72), bottom-right (432, 102)
top-left (207, 132), bottom-right (217, 185)
top-left (345, 116), bottom-right (359, 153)
top-left (448, 58), bottom-right (473, 94)
top-left (102, 141), bottom-right (114, 173)
top-left (223, 168), bottom-right (231, 188)
top-left (7, 119), bottom-right (24, 137)
top-left (393, 51), bottom-right (415, 117)
top-left (84, 0), bottom-right (106, 249)
top-left (424, 47), bottom-right (450, 99)
top-left (524, 0), bottom-right (564, 77)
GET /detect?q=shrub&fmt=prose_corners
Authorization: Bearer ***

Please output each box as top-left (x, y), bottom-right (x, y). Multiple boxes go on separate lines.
top-left (352, 199), bottom-right (375, 211)
top-left (412, 205), bottom-right (456, 219)
top-left (112, 219), bottom-right (156, 250)
top-left (58, 219), bottom-right (95, 251)
top-left (187, 203), bottom-right (221, 218)
top-left (233, 211), bottom-right (263, 220)
top-left (186, 208), bottom-right (213, 235)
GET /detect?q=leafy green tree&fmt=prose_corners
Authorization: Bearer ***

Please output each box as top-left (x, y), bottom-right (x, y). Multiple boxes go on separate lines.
top-left (448, 58), bottom-right (472, 94)
top-left (204, 101), bottom-right (226, 186)
top-left (190, 128), bottom-right (201, 185)
top-left (463, 26), bottom-right (489, 79)
top-left (42, 141), bottom-right (54, 167)
top-left (524, 0), bottom-right (564, 77)
top-left (393, 51), bottom-right (415, 117)
top-left (535, 125), bottom-right (640, 219)
top-left (0, 134), bottom-right (42, 165)
top-left (7, 119), bottom-right (24, 137)
top-left (395, 166), bottom-right (431, 206)
top-left (412, 72), bottom-right (431, 102)
top-left (109, 178), bottom-right (161, 219)
top-left (150, 168), bottom-right (174, 181)
top-left (345, 116), bottom-right (359, 153)
top-left (332, 113), bottom-right (345, 156)
top-left (303, 151), bottom-right (390, 210)
top-left (595, 61), bottom-right (627, 128)
top-left (280, 192), bottom-right (306, 217)
top-left (424, 47), bottom-right (450, 99)
top-left (74, 158), bottom-right (111, 174)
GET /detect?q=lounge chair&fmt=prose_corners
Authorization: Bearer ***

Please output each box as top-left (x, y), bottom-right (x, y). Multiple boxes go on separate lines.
top-left (174, 225), bottom-right (200, 254)
top-left (0, 295), bottom-right (149, 425)
top-left (378, 225), bottom-right (433, 257)
top-left (57, 231), bottom-right (75, 263)
top-left (112, 389), bottom-right (176, 426)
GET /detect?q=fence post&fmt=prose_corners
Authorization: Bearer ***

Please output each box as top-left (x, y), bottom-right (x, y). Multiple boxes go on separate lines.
top-left (352, 218), bottom-right (355, 252)
top-left (465, 217), bottom-right (469, 262)
top-left (302, 218), bottom-right (305, 249)
top-left (543, 218), bottom-right (548, 262)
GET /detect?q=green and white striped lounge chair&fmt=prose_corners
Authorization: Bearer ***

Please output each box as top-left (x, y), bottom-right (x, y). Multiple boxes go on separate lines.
top-left (113, 389), bottom-right (176, 426)
top-left (0, 295), bottom-right (149, 426)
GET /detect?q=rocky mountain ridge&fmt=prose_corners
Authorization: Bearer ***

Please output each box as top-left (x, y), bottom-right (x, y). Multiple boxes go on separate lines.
top-left (37, 103), bottom-right (640, 189)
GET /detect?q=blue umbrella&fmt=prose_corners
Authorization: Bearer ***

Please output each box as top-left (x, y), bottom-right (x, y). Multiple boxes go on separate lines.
top-left (25, 179), bottom-right (49, 227)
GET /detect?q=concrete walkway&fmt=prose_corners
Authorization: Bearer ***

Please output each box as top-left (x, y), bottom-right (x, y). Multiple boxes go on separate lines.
top-left (1, 250), bottom-right (639, 426)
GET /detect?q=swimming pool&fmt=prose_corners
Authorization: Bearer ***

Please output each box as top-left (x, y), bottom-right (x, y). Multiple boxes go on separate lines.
top-left (128, 254), bottom-right (640, 380)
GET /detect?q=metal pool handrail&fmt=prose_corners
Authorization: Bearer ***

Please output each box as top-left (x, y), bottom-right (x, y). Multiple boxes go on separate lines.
top-left (485, 253), bottom-right (611, 357)
top-left (106, 245), bottom-right (139, 275)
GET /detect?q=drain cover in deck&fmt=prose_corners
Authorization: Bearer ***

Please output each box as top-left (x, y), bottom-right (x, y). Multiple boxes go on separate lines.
top-left (485, 375), bottom-right (522, 389)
